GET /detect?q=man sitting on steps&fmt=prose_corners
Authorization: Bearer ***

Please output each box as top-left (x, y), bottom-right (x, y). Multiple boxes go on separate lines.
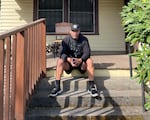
top-left (48, 23), bottom-right (98, 97)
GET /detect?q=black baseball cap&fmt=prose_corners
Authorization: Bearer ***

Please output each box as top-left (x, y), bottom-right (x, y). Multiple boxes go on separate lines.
top-left (71, 24), bottom-right (80, 31)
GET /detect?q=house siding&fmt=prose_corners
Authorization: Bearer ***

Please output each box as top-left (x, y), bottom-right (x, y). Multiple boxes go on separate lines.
top-left (0, 0), bottom-right (125, 52)
top-left (96, 0), bottom-right (125, 52)
top-left (0, 0), bottom-right (33, 33)
top-left (87, 0), bottom-right (125, 52)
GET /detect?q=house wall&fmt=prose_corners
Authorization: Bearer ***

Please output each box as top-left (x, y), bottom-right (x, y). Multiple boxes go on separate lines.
top-left (95, 0), bottom-right (125, 52)
top-left (0, 0), bottom-right (125, 53)
top-left (47, 0), bottom-right (125, 52)
top-left (0, 0), bottom-right (33, 33)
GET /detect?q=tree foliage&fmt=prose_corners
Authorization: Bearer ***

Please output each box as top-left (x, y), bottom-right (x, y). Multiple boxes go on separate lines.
top-left (121, 0), bottom-right (150, 110)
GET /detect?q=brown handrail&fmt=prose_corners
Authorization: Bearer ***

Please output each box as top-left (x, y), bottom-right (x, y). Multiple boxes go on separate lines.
top-left (0, 18), bottom-right (46, 120)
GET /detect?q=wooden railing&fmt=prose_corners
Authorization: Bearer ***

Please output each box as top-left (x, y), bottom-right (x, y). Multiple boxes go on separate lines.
top-left (0, 18), bottom-right (46, 120)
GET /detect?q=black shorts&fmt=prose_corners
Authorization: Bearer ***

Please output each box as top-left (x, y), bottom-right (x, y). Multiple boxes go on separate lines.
top-left (65, 62), bottom-right (86, 74)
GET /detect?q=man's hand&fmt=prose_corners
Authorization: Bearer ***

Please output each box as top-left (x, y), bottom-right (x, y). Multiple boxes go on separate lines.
top-left (72, 58), bottom-right (82, 67)
top-left (67, 57), bottom-right (82, 67)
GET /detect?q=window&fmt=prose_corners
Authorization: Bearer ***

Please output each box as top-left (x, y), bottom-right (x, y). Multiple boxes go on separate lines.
top-left (38, 0), bottom-right (63, 32)
top-left (69, 0), bottom-right (95, 33)
top-left (35, 0), bottom-right (98, 34)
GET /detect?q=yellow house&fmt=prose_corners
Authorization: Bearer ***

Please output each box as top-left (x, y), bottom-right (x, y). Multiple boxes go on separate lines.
top-left (0, 0), bottom-right (129, 54)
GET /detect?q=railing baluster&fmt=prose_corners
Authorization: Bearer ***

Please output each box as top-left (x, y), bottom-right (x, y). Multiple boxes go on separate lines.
top-left (31, 26), bottom-right (34, 91)
top-left (4, 37), bottom-right (11, 120)
top-left (33, 25), bottom-right (36, 87)
top-left (24, 29), bottom-right (29, 101)
top-left (37, 24), bottom-right (41, 78)
top-left (39, 23), bottom-right (42, 77)
top-left (11, 34), bottom-right (17, 120)
top-left (41, 22), bottom-right (46, 76)
top-left (35, 24), bottom-right (38, 83)
top-left (0, 39), bottom-right (4, 120)
top-left (28, 28), bottom-right (32, 99)
top-left (15, 32), bottom-right (25, 120)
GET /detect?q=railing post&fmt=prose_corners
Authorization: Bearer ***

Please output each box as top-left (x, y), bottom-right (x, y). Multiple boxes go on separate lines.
top-left (41, 21), bottom-right (46, 77)
top-left (15, 32), bottom-right (25, 120)
top-left (0, 40), bottom-right (4, 120)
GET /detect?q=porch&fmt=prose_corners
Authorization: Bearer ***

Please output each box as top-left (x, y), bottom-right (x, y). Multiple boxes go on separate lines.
top-left (26, 53), bottom-right (150, 120)
top-left (0, 19), bottom-right (150, 120)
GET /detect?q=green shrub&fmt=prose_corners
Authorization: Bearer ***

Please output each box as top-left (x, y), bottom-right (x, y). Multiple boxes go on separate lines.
top-left (121, 0), bottom-right (150, 110)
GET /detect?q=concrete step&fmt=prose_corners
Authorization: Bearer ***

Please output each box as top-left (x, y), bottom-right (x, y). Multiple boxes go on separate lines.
top-left (26, 55), bottom-right (149, 120)
top-left (28, 90), bottom-right (142, 108)
top-left (25, 76), bottom-right (150, 120)
top-left (46, 69), bottom-right (136, 77)
top-left (28, 77), bottom-right (142, 108)
top-left (25, 106), bottom-right (149, 120)
top-left (46, 54), bottom-right (137, 77)
top-left (36, 77), bottom-right (141, 91)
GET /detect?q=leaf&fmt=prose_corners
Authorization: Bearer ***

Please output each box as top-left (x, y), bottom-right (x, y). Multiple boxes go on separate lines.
top-left (147, 36), bottom-right (150, 44)
top-left (144, 100), bottom-right (150, 110)
top-left (124, 18), bottom-right (135, 25)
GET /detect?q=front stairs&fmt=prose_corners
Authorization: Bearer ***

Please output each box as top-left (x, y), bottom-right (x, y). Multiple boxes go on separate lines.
top-left (25, 55), bottom-right (150, 120)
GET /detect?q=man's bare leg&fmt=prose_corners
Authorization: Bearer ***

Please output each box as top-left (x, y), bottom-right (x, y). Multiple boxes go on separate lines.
top-left (48, 58), bottom-right (70, 97)
top-left (86, 58), bottom-right (98, 97)
top-left (86, 58), bottom-right (95, 80)
top-left (56, 58), bottom-right (64, 80)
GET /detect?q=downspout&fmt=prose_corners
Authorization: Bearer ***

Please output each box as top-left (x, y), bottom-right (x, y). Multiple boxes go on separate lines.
top-left (123, 0), bottom-right (133, 77)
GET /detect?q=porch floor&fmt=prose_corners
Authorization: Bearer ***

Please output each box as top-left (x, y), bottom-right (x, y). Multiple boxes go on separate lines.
top-left (46, 53), bottom-right (137, 70)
